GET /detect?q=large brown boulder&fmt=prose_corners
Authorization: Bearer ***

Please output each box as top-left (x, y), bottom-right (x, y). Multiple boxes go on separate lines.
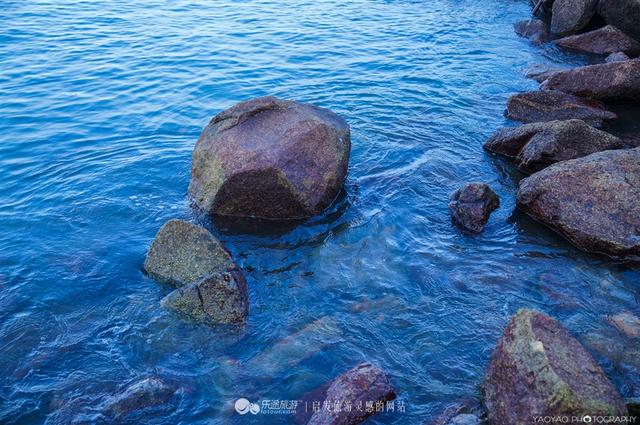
top-left (189, 96), bottom-right (351, 221)
top-left (506, 90), bottom-right (617, 127)
top-left (296, 363), bottom-right (396, 425)
top-left (597, 0), bottom-right (640, 41)
top-left (483, 309), bottom-right (627, 425)
top-left (143, 219), bottom-right (236, 287)
top-left (517, 148), bottom-right (640, 259)
top-left (484, 119), bottom-right (623, 173)
top-left (550, 0), bottom-right (598, 36)
top-left (541, 59), bottom-right (640, 102)
top-left (554, 25), bottom-right (640, 55)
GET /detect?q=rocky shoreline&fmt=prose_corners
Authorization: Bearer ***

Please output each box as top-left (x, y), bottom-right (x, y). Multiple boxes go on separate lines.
top-left (127, 1), bottom-right (640, 423)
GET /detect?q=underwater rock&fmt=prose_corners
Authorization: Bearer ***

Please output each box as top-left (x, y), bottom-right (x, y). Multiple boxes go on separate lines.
top-left (514, 19), bottom-right (550, 44)
top-left (606, 51), bottom-right (631, 62)
top-left (105, 377), bottom-right (175, 418)
top-left (484, 119), bottom-right (623, 173)
top-left (448, 183), bottom-right (499, 233)
top-left (550, 0), bottom-right (597, 36)
top-left (161, 271), bottom-right (248, 325)
top-left (526, 66), bottom-right (560, 83)
top-left (246, 316), bottom-right (342, 378)
top-left (506, 90), bottom-right (617, 128)
top-left (426, 399), bottom-right (482, 425)
top-left (188, 96), bottom-right (351, 221)
top-left (597, 0), bottom-right (640, 41)
top-left (483, 309), bottom-right (627, 425)
top-left (517, 148), bottom-right (640, 259)
top-left (607, 311), bottom-right (640, 338)
top-left (296, 363), bottom-right (396, 425)
top-left (555, 25), bottom-right (640, 55)
top-left (542, 59), bottom-right (640, 102)
top-left (143, 219), bottom-right (237, 287)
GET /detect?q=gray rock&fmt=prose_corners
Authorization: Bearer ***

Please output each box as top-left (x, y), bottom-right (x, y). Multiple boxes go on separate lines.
top-left (541, 59), bottom-right (640, 102)
top-left (161, 271), bottom-right (249, 325)
top-left (555, 25), bottom-right (640, 55)
top-left (526, 67), bottom-right (560, 83)
top-left (448, 414), bottom-right (480, 425)
top-left (606, 52), bottom-right (631, 62)
top-left (143, 219), bottom-right (236, 287)
top-left (551, 0), bottom-right (598, 35)
top-left (483, 309), bottom-right (627, 425)
top-left (514, 19), bottom-right (551, 44)
top-left (607, 311), bottom-right (640, 338)
top-left (189, 96), bottom-right (351, 221)
top-left (506, 90), bottom-right (617, 128)
top-left (105, 377), bottom-right (175, 418)
top-left (299, 363), bottom-right (396, 425)
top-left (484, 119), bottom-right (623, 173)
top-left (449, 183), bottom-right (500, 233)
top-left (517, 148), bottom-right (640, 259)
top-left (597, 0), bottom-right (640, 41)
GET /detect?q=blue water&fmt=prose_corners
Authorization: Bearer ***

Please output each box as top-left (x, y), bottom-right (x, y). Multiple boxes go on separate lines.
top-left (1, 1), bottom-right (639, 423)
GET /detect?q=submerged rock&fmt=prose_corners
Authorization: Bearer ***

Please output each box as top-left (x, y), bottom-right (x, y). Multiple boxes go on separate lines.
top-left (550, 0), bottom-right (597, 36)
top-left (483, 119), bottom-right (623, 173)
top-left (426, 400), bottom-right (481, 425)
top-left (607, 311), bottom-right (640, 338)
top-left (597, 0), bottom-right (640, 41)
top-left (161, 271), bottom-right (248, 325)
top-left (143, 219), bottom-right (236, 287)
top-left (517, 148), bottom-right (640, 259)
top-left (296, 363), bottom-right (396, 425)
top-left (188, 96), bottom-right (351, 221)
top-left (483, 309), bottom-right (627, 425)
top-left (506, 90), bottom-right (617, 128)
top-left (606, 51), bottom-right (631, 62)
top-left (448, 183), bottom-right (499, 233)
top-left (514, 19), bottom-right (550, 44)
top-left (526, 66), bottom-right (560, 83)
top-left (542, 59), bottom-right (640, 102)
top-left (105, 377), bottom-right (175, 418)
top-left (555, 25), bottom-right (640, 55)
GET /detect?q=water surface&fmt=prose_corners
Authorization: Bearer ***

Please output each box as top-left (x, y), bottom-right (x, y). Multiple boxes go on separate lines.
top-left (1, 0), bottom-right (639, 423)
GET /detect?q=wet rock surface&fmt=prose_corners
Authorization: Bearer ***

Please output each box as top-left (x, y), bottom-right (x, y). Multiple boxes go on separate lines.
top-left (296, 363), bottom-right (396, 425)
top-left (483, 309), bottom-right (627, 425)
top-left (161, 271), bottom-right (249, 325)
top-left (506, 90), bottom-right (617, 127)
top-left (597, 0), bottom-right (640, 41)
top-left (554, 25), bottom-right (640, 55)
top-left (104, 377), bottom-right (175, 419)
top-left (550, 0), bottom-right (597, 36)
top-left (517, 148), bottom-right (640, 259)
top-left (607, 311), bottom-right (640, 338)
top-left (484, 119), bottom-right (623, 173)
top-left (143, 219), bottom-right (236, 287)
top-left (606, 51), bottom-right (631, 62)
top-left (448, 183), bottom-right (499, 233)
top-left (514, 19), bottom-right (551, 44)
top-left (542, 59), bottom-right (640, 102)
top-left (188, 96), bottom-right (351, 221)
top-left (426, 400), bottom-right (482, 425)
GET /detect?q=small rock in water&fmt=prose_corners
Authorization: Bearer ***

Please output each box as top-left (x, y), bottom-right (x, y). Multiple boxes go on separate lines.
top-left (550, 0), bottom-right (598, 36)
top-left (483, 309), bottom-right (627, 425)
top-left (597, 0), bottom-right (640, 41)
top-left (517, 148), bottom-right (640, 259)
top-left (189, 96), bottom-right (351, 221)
top-left (447, 414), bottom-right (480, 425)
top-left (425, 399), bottom-right (481, 425)
top-left (607, 311), bottom-right (640, 338)
top-left (449, 183), bottom-right (499, 233)
top-left (296, 363), bottom-right (396, 425)
top-left (606, 51), bottom-right (631, 63)
top-left (506, 90), bottom-right (617, 127)
top-left (143, 219), bottom-right (236, 287)
top-left (514, 19), bottom-right (550, 44)
top-left (554, 25), bottom-right (640, 55)
top-left (161, 271), bottom-right (249, 325)
top-left (542, 59), bottom-right (640, 102)
top-left (484, 119), bottom-right (623, 173)
top-left (525, 66), bottom-right (561, 83)
top-left (104, 377), bottom-right (175, 419)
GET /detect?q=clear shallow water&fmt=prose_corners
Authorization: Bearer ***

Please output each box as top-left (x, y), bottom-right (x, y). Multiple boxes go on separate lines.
top-left (1, 0), bottom-right (639, 423)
